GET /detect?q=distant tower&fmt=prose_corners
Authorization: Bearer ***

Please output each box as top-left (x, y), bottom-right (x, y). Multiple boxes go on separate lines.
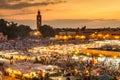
top-left (37, 10), bottom-right (42, 29)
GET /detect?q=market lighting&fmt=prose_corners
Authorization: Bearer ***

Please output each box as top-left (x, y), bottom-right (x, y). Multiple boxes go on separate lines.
top-left (68, 35), bottom-right (72, 39)
top-left (63, 36), bottom-right (68, 40)
top-left (105, 34), bottom-right (110, 39)
top-left (86, 52), bottom-right (90, 56)
top-left (99, 54), bottom-right (102, 57)
top-left (97, 33), bottom-right (103, 39)
top-left (113, 56), bottom-right (117, 59)
top-left (90, 33), bottom-right (96, 39)
top-left (75, 35), bottom-right (80, 39)
top-left (114, 35), bottom-right (119, 40)
top-left (80, 35), bottom-right (86, 40)
top-left (75, 51), bottom-right (79, 54)
top-left (59, 36), bottom-right (63, 39)
top-left (34, 31), bottom-right (40, 36)
top-left (55, 35), bottom-right (59, 38)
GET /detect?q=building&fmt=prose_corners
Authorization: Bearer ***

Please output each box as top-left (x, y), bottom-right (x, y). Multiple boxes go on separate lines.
top-left (56, 28), bottom-right (120, 40)
top-left (36, 10), bottom-right (42, 29)
top-left (98, 30), bottom-right (120, 36)
top-left (29, 10), bottom-right (42, 37)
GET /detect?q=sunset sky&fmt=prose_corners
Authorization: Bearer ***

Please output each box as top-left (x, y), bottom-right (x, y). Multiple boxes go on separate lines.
top-left (0, 0), bottom-right (120, 29)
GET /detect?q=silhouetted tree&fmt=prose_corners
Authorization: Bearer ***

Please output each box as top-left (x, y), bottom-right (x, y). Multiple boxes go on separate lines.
top-left (76, 27), bottom-right (80, 35)
top-left (0, 19), bottom-right (8, 34)
top-left (0, 19), bottom-right (32, 39)
top-left (39, 25), bottom-right (55, 37)
top-left (81, 26), bottom-right (86, 31)
top-left (17, 25), bottom-right (31, 37)
top-left (7, 22), bottom-right (18, 38)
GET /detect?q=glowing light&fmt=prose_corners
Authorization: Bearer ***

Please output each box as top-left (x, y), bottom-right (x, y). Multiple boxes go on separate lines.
top-left (99, 54), bottom-right (102, 57)
top-left (86, 53), bottom-right (90, 56)
top-left (113, 56), bottom-right (117, 59)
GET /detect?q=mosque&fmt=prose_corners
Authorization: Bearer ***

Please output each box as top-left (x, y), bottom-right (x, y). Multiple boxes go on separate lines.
top-left (29, 10), bottom-right (42, 37)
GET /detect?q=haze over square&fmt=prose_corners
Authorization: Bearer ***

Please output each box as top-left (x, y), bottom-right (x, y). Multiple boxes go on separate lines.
top-left (0, 0), bottom-right (120, 29)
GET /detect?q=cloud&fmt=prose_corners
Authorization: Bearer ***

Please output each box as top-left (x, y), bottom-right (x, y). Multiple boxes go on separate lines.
top-left (48, 19), bottom-right (120, 23)
top-left (43, 19), bottom-right (120, 28)
top-left (7, 0), bottom-right (21, 2)
top-left (0, 10), bottom-right (34, 17)
top-left (5, 19), bottom-right (120, 29)
top-left (0, 0), bottom-right (67, 9)
top-left (0, 8), bottom-right (53, 17)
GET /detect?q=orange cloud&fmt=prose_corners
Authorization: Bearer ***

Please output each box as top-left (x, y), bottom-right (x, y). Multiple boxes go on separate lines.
top-left (1, 0), bottom-right (120, 28)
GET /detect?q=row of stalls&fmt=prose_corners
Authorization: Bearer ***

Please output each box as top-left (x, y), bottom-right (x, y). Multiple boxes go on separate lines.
top-left (0, 40), bottom-right (120, 80)
top-left (5, 62), bottom-right (59, 79)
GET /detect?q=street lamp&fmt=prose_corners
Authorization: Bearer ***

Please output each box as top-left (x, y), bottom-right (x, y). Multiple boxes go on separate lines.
top-left (104, 34), bottom-right (110, 40)
top-left (97, 33), bottom-right (103, 40)
top-left (90, 33), bottom-right (96, 39)
top-left (114, 35), bottom-right (119, 40)
top-left (34, 31), bottom-right (40, 36)
top-left (80, 35), bottom-right (86, 41)
top-left (63, 35), bottom-right (68, 41)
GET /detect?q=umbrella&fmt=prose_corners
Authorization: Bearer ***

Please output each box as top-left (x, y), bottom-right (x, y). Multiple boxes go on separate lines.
top-left (98, 74), bottom-right (114, 80)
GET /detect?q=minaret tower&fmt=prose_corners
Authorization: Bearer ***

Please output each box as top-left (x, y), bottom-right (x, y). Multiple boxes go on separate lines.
top-left (37, 10), bottom-right (42, 29)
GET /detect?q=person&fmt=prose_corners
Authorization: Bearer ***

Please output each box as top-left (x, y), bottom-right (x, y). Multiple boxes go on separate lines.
top-left (0, 71), bottom-right (2, 80)
top-left (10, 59), bottom-right (13, 65)
top-left (114, 76), bottom-right (117, 80)
top-left (66, 77), bottom-right (70, 80)
top-left (38, 71), bottom-right (43, 80)
top-left (44, 73), bottom-right (49, 80)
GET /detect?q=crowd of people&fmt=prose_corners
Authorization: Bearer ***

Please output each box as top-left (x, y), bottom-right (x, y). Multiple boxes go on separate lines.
top-left (0, 39), bottom-right (120, 80)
